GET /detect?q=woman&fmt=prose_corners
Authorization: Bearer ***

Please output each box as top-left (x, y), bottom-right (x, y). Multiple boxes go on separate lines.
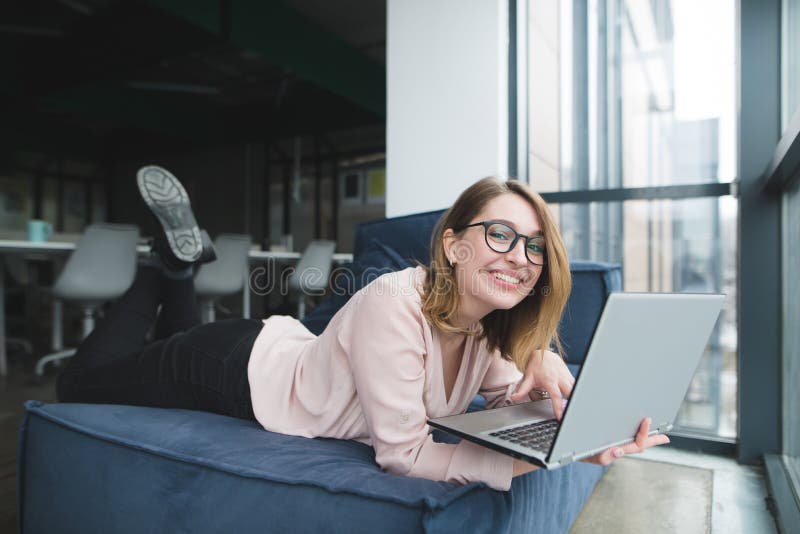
top-left (58, 168), bottom-right (668, 491)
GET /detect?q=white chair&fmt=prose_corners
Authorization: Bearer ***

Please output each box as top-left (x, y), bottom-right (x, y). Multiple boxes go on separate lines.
top-left (289, 240), bottom-right (335, 319)
top-left (35, 224), bottom-right (140, 379)
top-left (193, 234), bottom-right (252, 323)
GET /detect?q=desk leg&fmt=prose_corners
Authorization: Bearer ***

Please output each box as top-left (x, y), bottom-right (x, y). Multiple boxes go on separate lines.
top-left (243, 268), bottom-right (251, 319)
top-left (1, 259), bottom-right (7, 376)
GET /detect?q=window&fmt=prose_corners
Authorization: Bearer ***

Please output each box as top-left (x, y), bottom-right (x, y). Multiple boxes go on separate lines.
top-left (783, 0), bottom-right (800, 132)
top-left (0, 175), bottom-right (33, 231)
top-left (783, 178), bottom-right (800, 494)
top-left (524, 0), bottom-right (737, 438)
top-left (779, 0), bottom-right (800, 502)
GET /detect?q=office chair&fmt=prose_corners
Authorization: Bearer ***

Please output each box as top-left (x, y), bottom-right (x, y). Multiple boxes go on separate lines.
top-left (193, 233), bottom-right (253, 323)
top-left (34, 224), bottom-right (139, 379)
top-left (289, 240), bottom-right (336, 319)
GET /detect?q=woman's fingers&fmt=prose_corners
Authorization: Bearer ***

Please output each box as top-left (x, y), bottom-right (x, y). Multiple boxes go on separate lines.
top-left (586, 447), bottom-right (624, 466)
top-left (512, 351), bottom-right (574, 420)
top-left (510, 373), bottom-right (537, 402)
top-left (619, 432), bottom-right (670, 455)
top-left (584, 418), bottom-right (671, 466)
top-left (511, 377), bottom-right (566, 419)
top-left (559, 374), bottom-right (574, 399)
top-left (544, 385), bottom-right (564, 420)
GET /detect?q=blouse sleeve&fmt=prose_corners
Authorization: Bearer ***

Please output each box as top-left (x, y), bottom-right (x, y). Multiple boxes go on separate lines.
top-left (479, 352), bottom-right (524, 410)
top-left (340, 277), bottom-right (514, 491)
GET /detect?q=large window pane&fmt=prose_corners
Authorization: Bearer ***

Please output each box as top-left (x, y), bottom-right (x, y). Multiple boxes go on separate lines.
top-left (783, 0), bottom-right (800, 131)
top-left (526, 0), bottom-right (738, 439)
top-left (554, 197), bottom-right (737, 437)
top-left (783, 179), bottom-right (800, 493)
top-left (528, 0), bottom-right (736, 191)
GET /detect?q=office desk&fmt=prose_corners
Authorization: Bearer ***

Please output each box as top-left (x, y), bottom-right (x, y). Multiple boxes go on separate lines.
top-left (0, 240), bottom-right (353, 376)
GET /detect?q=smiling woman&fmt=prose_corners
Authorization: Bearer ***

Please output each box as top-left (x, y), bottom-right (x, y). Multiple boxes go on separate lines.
top-left (57, 171), bottom-right (667, 493)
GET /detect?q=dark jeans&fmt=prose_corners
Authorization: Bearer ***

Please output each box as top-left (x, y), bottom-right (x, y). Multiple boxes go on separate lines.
top-left (57, 265), bottom-right (262, 421)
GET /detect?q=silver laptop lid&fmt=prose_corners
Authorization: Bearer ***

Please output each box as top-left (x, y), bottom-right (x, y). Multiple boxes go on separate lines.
top-left (547, 292), bottom-right (725, 464)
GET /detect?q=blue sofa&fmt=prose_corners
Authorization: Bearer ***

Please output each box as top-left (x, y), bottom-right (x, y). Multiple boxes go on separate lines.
top-left (18, 210), bottom-right (621, 534)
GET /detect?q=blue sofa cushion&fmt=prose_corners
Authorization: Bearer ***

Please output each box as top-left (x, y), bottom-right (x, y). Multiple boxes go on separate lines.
top-left (19, 401), bottom-right (606, 534)
top-left (353, 210), bottom-right (445, 264)
top-left (301, 238), bottom-right (411, 335)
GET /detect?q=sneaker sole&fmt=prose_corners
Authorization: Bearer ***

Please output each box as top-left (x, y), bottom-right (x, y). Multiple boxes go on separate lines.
top-left (136, 166), bottom-right (202, 263)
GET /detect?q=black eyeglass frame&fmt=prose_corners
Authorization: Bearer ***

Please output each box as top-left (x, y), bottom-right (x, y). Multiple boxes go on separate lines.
top-left (454, 220), bottom-right (547, 266)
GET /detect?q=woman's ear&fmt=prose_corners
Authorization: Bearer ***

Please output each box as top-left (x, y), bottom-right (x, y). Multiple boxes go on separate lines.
top-left (442, 228), bottom-right (456, 264)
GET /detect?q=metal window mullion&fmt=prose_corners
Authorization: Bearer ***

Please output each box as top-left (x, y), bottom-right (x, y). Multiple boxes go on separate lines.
top-left (515, 0), bottom-right (528, 183)
top-left (739, 0), bottom-right (782, 464)
top-left (508, 0), bottom-right (518, 179)
top-left (539, 182), bottom-right (734, 204)
top-left (573, 0), bottom-right (591, 260)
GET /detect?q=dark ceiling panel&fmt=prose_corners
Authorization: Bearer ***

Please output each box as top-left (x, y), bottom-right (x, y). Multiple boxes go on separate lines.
top-left (1, 0), bottom-right (387, 157)
top-left (41, 81), bottom-right (225, 142)
top-left (15, 1), bottom-right (218, 97)
top-left (282, 0), bottom-right (386, 65)
top-left (0, 106), bottom-right (106, 159)
top-left (146, 0), bottom-right (386, 116)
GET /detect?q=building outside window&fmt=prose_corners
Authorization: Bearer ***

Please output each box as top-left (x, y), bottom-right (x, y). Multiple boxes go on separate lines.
top-left (524, 0), bottom-right (737, 439)
top-left (780, 0), bottom-right (800, 508)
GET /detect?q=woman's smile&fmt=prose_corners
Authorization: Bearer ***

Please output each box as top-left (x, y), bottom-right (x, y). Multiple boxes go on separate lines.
top-left (487, 268), bottom-right (524, 288)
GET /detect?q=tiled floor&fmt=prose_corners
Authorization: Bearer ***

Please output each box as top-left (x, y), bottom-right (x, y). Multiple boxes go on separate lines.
top-left (0, 358), bottom-right (780, 533)
top-left (572, 457), bottom-right (715, 532)
top-left (572, 446), bottom-right (778, 533)
top-left (638, 446), bottom-right (779, 533)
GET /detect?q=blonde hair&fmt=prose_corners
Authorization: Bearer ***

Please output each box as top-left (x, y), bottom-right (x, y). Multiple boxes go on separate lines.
top-left (420, 177), bottom-right (572, 371)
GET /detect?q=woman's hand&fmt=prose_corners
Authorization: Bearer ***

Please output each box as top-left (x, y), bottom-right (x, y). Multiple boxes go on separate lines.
top-left (513, 418), bottom-right (670, 478)
top-left (511, 350), bottom-right (574, 419)
top-left (582, 418), bottom-right (671, 466)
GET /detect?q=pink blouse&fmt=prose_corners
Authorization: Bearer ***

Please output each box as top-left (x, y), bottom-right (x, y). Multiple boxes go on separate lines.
top-left (247, 266), bottom-right (524, 491)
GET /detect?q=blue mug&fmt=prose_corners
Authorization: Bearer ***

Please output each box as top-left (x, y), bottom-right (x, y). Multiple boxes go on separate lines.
top-left (27, 220), bottom-right (54, 242)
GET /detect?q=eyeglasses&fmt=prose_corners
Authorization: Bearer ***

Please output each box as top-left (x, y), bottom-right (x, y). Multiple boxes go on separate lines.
top-left (455, 221), bottom-right (546, 266)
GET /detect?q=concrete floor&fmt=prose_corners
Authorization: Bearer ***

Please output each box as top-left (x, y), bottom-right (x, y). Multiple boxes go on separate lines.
top-left (572, 448), bottom-right (778, 533)
top-left (0, 356), bottom-right (780, 534)
top-left (638, 447), bottom-right (779, 533)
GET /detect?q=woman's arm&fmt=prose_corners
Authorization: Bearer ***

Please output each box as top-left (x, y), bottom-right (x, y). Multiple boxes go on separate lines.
top-left (479, 352), bottom-right (524, 409)
top-left (513, 459), bottom-right (540, 477)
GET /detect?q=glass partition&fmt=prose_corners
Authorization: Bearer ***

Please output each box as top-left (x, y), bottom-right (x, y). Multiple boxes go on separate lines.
top-left (554, 197), bottom-right (737, 437)
top-left (528, 0), bottom-right (736, 193)
top-left (525, 0), bottom-right (738, 439)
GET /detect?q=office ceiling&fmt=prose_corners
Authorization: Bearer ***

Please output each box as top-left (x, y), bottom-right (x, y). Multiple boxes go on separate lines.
top-left (1, 0), bottom-right (386, 159)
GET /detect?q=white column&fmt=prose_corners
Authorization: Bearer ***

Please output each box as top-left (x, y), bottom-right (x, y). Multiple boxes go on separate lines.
top-left (386, 0), bottom-right (509, 217)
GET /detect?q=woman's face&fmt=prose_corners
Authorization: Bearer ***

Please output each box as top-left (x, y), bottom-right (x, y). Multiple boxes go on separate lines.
top-left (444, 193), bottom-right (544, 324)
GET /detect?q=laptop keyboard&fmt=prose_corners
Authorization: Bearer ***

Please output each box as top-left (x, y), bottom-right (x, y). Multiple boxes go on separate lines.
top-left (488, 419), bottom-right (559, 452)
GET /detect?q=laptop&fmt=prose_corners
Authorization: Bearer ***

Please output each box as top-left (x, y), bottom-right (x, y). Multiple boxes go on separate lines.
top-left (428, 292), bottom-right (725, 468)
